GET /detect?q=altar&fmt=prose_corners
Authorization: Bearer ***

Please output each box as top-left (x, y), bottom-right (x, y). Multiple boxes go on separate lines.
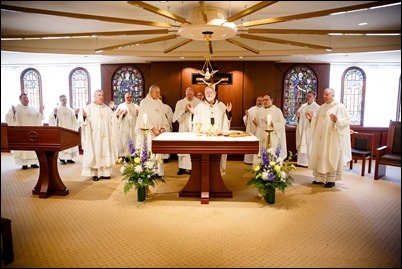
top-left (152, 132), bottom-right (259, 204)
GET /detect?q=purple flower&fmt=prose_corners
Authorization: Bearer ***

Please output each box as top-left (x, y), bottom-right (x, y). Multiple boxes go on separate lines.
top-left (128, 139), bottom-right (135, 155)
top-left (140, 142), bottom-right (148, 166)
top-left (275, 145), bottom-right (281, 158)
top-left (261, 147), bottom-right (269, 167)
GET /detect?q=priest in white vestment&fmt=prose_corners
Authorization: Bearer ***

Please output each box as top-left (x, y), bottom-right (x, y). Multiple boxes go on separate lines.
top-left (81, 90), bottom-right (118, 181)
top-left (48, 94), bottom-right (79, 164)
top-left (115, 92), bottom-right (139, 158)
top-left (135, 85), bottom-right (169, 177)
top-left (243, 96), bottom-right (263, 164)
top-left (173, 87), bottom-right (202, 175)
top-left (253, 94), bottom-right (287, 163)
top-left (295, 91), bottom-right (320, 167)
top-left (192, 86), bottom-right (232, 175)
top-left (308, 88), bottom-right (351, 188)
top-left (5, 93), bottom-right (44, 169)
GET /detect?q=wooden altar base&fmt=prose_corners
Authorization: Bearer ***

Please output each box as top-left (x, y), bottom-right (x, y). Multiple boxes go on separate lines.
top-left (179, 154), bottom-right (232, 204)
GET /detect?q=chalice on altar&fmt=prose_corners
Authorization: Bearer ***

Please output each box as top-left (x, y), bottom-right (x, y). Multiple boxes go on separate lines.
top-left (195, 122), bottom-right (202, 136)
top-left (206, 124), bottom-right (212, 136)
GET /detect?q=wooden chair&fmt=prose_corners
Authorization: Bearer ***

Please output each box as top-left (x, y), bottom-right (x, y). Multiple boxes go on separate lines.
top-left (349, 132), bottom-right (374, 176)
top-left (374, 120), bottom-right (401, 179)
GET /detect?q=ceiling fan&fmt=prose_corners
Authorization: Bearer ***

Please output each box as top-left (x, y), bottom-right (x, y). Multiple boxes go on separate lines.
top-left (1, 1), bottom-right (400, 58)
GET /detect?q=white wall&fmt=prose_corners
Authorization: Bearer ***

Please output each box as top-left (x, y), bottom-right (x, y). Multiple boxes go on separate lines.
top-left (330, 63), bottom-right (400, 127)
top-left (1, 64), bottom-right (101, 123)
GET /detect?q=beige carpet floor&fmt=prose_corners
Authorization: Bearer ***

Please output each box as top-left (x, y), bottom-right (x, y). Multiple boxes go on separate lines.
top-left (1, 152), bottom-right (401, 268)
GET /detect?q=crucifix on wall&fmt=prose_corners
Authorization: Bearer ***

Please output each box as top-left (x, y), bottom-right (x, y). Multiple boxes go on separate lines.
top-left (192, 72), bottom-right (233, 90)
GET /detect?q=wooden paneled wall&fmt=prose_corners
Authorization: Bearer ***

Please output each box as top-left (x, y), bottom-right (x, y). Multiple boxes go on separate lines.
top-left (101, 61), bottom-right (330, 132)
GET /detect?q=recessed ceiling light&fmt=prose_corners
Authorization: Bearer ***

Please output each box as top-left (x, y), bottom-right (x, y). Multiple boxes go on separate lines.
top-left (358, 22), bottom-right (368, 26)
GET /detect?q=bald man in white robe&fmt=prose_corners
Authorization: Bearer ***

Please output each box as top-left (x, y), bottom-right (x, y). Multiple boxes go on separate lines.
top-left (48, 94), bottom-right (79, 164)
top-left (253, 94), bottom-right (287, 163)
top-left (135, 85), bottom-right (169, 177)
top-left (308, 88), bottom-right (351, 188)
top-left (173, 87), bottom-right (202, 175)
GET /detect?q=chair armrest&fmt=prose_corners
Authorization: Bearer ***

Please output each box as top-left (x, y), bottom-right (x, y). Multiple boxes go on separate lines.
top-left (375, 146), bottom-right (387, 160)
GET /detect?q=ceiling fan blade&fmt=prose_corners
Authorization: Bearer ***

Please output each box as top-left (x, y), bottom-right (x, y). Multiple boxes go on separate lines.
top-left (227, 1), bottom-right (277, 22)
top-left (199, 1), bottom-right (209, 23)
top-left (240, 33), bottom-right (332, 50)
top-left (226, 39), bottom-right (260, 54)
top-left (96, 35), bottom-right (177, 52)
top-left (164, 39), bottom-right (192, 53)
top-left (242, 1), bottom-right (400, 27)
top-left (0, 4), bottom-right (171, 28)
top-left (247, 29), bottom-right (401, 35)
top-left (1, 29), bottom-right (170, 40)
top-left (127, 1), bottom-right (190, 24)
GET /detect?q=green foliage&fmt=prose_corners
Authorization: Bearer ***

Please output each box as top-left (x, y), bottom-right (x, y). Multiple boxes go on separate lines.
top-left (247, 146), bottom-right (296, 196)
top-left (120, 140), bottom-right (164, 194)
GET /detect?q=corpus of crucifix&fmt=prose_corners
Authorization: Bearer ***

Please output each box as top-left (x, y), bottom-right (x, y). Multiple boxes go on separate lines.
top-left (193, 60), bottom-right (232, 90)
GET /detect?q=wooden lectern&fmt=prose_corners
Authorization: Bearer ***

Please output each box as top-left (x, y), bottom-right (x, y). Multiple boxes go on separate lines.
top-left (7, 126), bottom-right (81, 198)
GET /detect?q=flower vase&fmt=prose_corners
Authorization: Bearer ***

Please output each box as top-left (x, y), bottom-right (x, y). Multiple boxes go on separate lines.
top-left (265, 186), bottom-right (276, 204)
top-left (137, 186), bottom-right (146, 202)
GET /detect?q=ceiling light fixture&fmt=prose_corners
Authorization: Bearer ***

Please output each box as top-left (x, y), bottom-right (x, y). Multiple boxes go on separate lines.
top-left (179, 6), bottom-right (237, 41)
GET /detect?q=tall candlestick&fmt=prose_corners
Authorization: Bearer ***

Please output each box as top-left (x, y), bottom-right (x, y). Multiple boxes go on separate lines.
top-left (266, 114), bottom-right (272, 128)
top-left (143, 113), bottom-right (148, 126)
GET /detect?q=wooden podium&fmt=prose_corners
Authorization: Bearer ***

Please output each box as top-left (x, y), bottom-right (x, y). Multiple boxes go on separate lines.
top-left (152, 132), bottom-right (259, 204)
top-left (6, 126), bottom-right (81, 198)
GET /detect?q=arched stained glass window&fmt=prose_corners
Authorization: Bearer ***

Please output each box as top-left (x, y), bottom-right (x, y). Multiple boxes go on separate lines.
top-left (69, 67), bottom-right (90, 109)
top-left (341, 67), bottom-right (366, 126)
top-left (20, 68), bottom-right (42, 111)
top-left (283, 66), bottom-right (318, 124)
top-left (112, 66), bottom-right (144, 105)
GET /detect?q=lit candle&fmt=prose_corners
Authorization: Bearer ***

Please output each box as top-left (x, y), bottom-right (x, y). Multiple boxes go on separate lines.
top-left (143, 113), bottom-right (148, 126)
top-left (266, 114), bottom-right (272, 127)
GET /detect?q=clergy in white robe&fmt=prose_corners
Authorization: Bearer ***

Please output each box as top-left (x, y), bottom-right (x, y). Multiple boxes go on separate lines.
top-left (81, 90), bottom-right (118, 181)
top-left (243, 96), bottom-right (263, 164)
top-left (295, 91), bottom-right (320, 167)
top-left (5, 93), bottom-right (44, 169)
top-left (115, 92), bottom-right (139, 158)
top-left (172, 87), bottom-right (202, 174)
top-left (48, 94), bottom-right (79, 164)
top-left (135, 85), bottom-right (169, 177)
top-left (253, 94), bottom-right (287, 163)
top-left (192, 86), bottom-right (232, 175)
top-left (308, 88), bottom-right (351, 188)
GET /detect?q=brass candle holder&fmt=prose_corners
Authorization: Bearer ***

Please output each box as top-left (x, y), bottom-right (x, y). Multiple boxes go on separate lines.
top-left (265, 127), bottom-right (274, 149)
top-left (140, 126), bottom-right (149, 138)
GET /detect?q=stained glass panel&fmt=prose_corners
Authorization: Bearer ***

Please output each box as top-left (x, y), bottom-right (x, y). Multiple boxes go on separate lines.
top-left (21, 68), bottom-right (41, 111)
top-left (283, 66), bottom-right (318, 124)
top-left (70, 68), bottom-right (90, 109)
top-left (341, 67), bottom-right (365, 126)
top-left (112, 66), bottom-right (144, 105)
